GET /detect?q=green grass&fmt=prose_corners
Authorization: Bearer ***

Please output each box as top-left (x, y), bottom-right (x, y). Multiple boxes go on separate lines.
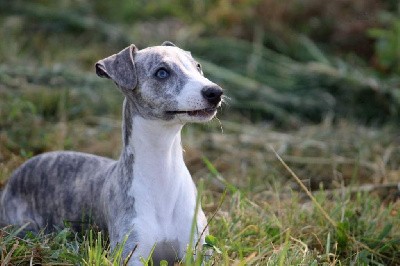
top-left (1, 2), bottom-right (400, 265)
top-left (1, 175), bottom-right (399, 265)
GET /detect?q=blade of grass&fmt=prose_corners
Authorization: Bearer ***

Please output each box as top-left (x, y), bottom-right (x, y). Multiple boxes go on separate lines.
top-left (1, 240), bottom-right (19, 266)
top-left (278, 229), bottom-right (291, 266)
top-left (195, 189), bottom-right (227, 250)
top-left (270, 146), bottom-right (393, 262)
top-left (202, 156), bottom-right (237, 193)
top-left (186, 180), bottom-right (203, 265)
top-left (270, 146), bottom-right (337, 227)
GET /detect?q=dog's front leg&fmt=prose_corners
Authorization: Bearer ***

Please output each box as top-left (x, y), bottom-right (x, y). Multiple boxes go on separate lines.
top-left (108, 223), bottom-right (142, 265)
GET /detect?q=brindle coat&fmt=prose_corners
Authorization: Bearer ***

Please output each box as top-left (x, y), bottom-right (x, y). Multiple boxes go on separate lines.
top-left (0, 42), bottom-right (223, 265)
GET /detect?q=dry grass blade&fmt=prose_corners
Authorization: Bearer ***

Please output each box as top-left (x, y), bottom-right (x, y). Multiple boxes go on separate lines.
top-left (1, 240), bottom-right (19, 266)
top-left (123, 244), bottom-right (137, 266)
top-left (270, 146), bottom-right (394, 262)
top-left (270, 146), bottom-right (337, 227)
top-left (194, 189), bottom-right (227, 251)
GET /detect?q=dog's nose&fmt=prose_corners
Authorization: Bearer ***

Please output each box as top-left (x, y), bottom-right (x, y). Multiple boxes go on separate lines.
top-left (201, 86), bottom-right (223, 105)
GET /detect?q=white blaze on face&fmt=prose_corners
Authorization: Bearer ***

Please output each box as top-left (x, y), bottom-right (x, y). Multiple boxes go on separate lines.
top-left (172, 49), bottom-right (216, 111)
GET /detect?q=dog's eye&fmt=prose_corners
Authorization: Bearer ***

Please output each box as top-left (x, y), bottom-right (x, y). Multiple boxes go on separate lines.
top-left (155, 68), bottom-right (170, 79)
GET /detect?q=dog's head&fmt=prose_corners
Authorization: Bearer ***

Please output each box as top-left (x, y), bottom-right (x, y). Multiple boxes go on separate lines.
top-left (95, 42), bottom-right (223, 123)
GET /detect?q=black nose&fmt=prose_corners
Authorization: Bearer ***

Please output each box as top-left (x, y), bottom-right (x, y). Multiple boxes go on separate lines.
top-left (201, 86), bottom-right (223, 105)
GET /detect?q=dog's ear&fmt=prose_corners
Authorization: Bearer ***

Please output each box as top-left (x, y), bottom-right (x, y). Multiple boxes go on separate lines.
top-left (161, 41), bottom-right (176, 47)
top-left (95, 44), bottom-right (138, 90)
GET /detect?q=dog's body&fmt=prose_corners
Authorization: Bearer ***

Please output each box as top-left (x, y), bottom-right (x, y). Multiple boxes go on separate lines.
top-left (0, 42), bottom-right (223, 265)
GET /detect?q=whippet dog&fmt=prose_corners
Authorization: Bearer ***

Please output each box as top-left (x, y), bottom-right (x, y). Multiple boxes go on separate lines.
top-left (0, 41), bottom-right (223, 265)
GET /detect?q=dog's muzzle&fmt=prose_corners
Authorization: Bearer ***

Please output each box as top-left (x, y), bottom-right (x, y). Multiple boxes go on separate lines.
top-left (201, 85), bottom-right (223, 106)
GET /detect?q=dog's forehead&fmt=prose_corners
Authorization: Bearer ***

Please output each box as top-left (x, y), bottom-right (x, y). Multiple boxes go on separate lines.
top-left (135, 46), bottom-right (195, 71)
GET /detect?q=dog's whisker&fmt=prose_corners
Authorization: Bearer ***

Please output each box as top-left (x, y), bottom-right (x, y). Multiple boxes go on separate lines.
top-left (220, 96), bottom-right (230, 108)
top-left (215, 116), bottom-right (224, 134)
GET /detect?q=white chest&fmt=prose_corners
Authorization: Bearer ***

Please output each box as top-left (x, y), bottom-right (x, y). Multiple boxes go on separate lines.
top-left (130, 167), bottom-right (200, 260)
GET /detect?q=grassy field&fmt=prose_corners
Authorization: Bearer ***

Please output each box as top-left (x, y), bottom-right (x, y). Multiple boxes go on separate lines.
top-left (1, 1), bottom-right (400, 265)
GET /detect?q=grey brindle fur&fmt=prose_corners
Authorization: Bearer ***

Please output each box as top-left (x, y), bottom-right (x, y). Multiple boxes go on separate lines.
top-left (0, 42), bottom-right (223, 265)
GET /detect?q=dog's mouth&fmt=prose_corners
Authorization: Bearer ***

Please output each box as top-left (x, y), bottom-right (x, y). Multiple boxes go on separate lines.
top-left (166, 108), bottom-right (217, 117)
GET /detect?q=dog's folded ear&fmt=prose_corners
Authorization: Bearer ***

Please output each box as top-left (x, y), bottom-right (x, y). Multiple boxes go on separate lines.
top-left (161, 41), bottom-right (176, 47)
top-left (95, 44), bottom-right (138, 91)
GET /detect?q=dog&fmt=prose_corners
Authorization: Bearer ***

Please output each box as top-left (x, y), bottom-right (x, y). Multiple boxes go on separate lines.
top-left (0, 41), bottom-right (223, 265)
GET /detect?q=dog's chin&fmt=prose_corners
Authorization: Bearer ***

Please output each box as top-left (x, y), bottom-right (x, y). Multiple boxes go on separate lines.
top-left (166, 108), bottom-right (217, 123)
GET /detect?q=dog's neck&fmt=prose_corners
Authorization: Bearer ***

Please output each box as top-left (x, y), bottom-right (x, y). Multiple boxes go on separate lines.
top-left (119, 99), bottom-right (187, 187)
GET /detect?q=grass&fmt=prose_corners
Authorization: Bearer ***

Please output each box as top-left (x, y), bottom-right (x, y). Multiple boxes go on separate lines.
top-left (1, 2), bottom-right (400, 265)
top-left (1, 169), bottom-right (399, 265)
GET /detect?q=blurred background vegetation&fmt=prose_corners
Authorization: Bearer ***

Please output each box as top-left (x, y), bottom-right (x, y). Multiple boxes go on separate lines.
top-left (1, 0), bottom-right (399, 126)
top-left (0, 0), bottom-right (400, 264)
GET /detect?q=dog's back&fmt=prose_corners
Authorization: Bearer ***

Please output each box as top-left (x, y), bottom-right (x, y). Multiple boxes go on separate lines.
top-left (0, 151), bottom-right (114, 232)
